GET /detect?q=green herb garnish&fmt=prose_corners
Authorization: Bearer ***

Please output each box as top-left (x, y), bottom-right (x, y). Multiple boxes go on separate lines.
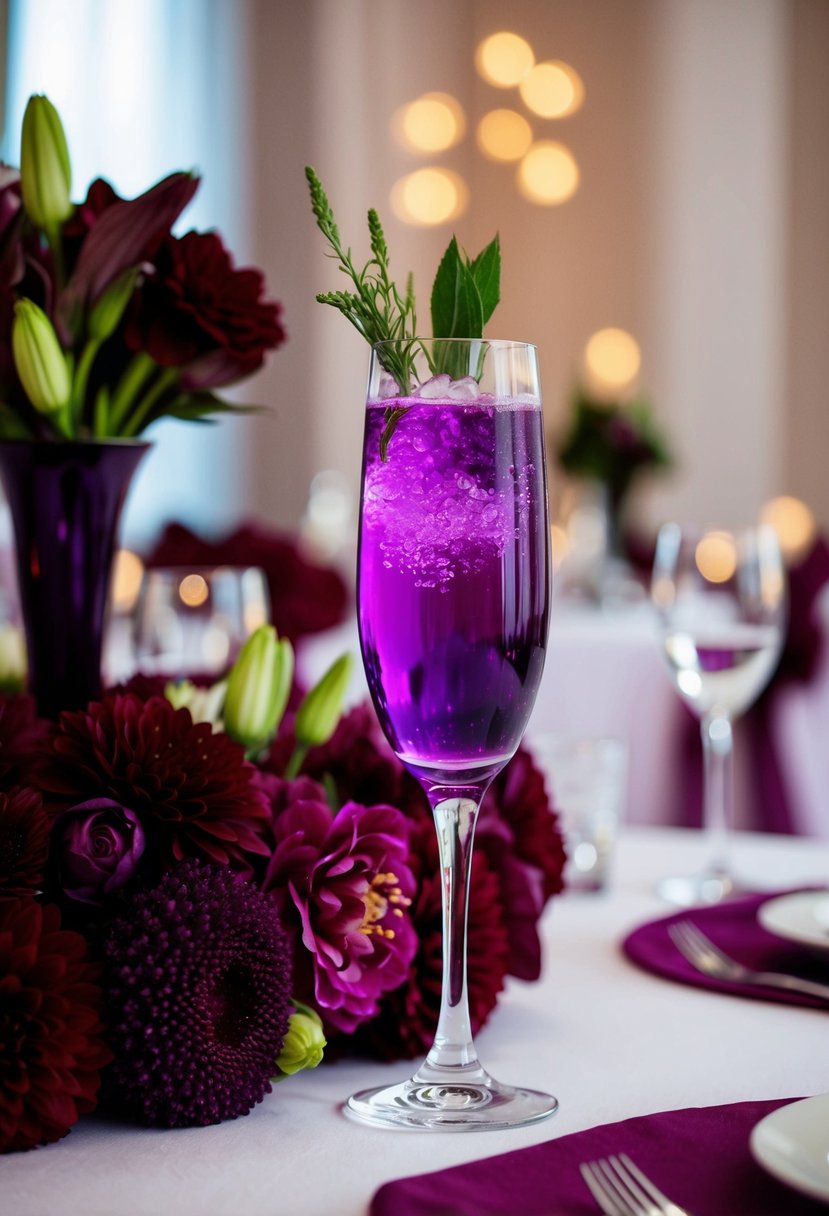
top-left (306, 166), bottom-right (500, 457)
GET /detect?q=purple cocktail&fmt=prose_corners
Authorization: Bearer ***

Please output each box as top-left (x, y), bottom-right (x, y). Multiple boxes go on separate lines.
top-left (347, 339), bottom-right (557, 1132)
top-left (359, 396), bottom-right (549, 789)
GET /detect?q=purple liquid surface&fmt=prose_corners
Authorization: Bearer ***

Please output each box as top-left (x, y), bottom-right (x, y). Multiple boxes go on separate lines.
top-left (357, 398), bottom-right (550, 788)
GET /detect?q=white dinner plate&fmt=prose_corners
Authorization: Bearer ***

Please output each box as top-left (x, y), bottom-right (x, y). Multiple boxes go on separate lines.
top-left (750, 1094), bottom-right (829, 1206)
top-left (757, 890), bottom-right (829, 954)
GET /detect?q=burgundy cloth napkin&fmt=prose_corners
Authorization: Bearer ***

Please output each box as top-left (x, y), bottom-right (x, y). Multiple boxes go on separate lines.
top-left (370, 1097), bottom-right (823, 1215)
top-left (622, 891), bottom-right (829, 1010)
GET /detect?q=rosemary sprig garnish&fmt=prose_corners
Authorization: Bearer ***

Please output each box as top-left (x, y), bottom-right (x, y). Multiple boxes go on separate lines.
top-left (306, 167), bottom-right (417, 453)
top-left (306, 167), bottom-right (501, 458)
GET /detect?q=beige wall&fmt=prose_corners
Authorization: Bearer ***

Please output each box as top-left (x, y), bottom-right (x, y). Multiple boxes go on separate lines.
top-left (238, 0), bottom-right (829, 540)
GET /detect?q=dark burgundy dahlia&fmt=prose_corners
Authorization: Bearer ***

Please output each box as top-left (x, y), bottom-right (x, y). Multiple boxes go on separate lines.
top-left (0, 693), bottom-right (51, 787)
top-left (0, 786), bottom-right (49, 895)
top-left (102, 860), bottom-right (292, 1128)
top-left (0, 897), bottom-right (112, 1153)
top-left (40, 694), bottom-right (270, 876)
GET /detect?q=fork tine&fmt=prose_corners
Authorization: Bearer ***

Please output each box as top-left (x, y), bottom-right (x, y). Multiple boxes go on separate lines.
top-left (597, 1157), bottom-right (655, 1216)
top-left (674, 920), bottom-right (730, 965)
top-left (617, 1154), bottom-right (681, 1213)
top-left (579, 1162), bottom-right (633, 1216)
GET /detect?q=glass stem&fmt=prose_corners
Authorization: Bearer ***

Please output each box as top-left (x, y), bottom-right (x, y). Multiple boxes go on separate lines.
top-left (701, 711), bottom-right (733, 875)
top-left (417, 792), bottom-right (484, 1079)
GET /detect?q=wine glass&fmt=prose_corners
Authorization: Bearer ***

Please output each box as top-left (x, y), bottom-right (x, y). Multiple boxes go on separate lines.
top-left (347, 338), bottom-right (557, 1131)
top-left (131, 565), bottom-right (270, 679)
top-left (651, 523), bottom-right (786, 905)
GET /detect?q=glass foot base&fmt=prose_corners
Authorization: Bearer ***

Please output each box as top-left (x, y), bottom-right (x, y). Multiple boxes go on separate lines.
top-left (657, 869), bottom-right (741, 907)
top-left (344, 1070), bottom-right (558, 1132)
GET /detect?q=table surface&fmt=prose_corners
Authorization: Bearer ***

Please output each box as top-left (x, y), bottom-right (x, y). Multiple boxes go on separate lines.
top-left (3, 826), bottom-right (828, 1216)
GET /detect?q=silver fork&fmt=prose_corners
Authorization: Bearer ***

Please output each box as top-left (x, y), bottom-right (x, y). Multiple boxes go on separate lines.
top-left (668, 918), bottom-right (829, 1002)
top-left (580, 1153), bottom-right (693, 1216)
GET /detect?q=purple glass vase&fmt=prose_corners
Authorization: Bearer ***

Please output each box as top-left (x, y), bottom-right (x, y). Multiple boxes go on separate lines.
top-left (0, 440), bottom-right (149, 718)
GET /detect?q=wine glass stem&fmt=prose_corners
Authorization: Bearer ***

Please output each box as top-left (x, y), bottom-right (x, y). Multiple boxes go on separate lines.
top-left (419, 793), bottom-right (482, 1076)
top-left (701, 711), bottom-right (733, 874)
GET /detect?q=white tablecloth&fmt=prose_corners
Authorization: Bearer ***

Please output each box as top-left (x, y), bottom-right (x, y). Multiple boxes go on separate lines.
top-left (3, 827), bottom-right (827, 1216)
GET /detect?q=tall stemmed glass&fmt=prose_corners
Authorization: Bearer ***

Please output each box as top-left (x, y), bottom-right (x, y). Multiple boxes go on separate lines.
top-left (651, 523), bottom-right (786, 906)
top-left (348, 338), bottom-right (556, 1131)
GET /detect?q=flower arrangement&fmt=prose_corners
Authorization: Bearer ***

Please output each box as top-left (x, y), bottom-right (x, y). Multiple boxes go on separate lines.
top-left (556, 384), bottom-right (672, 527)
top-left (0, 628), bottom-right (566, 1152)
top-left (0, 94), bottom-right (285, 440)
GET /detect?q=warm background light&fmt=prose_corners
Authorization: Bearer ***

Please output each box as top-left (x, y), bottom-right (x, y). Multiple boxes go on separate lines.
top-left (759, 495), bottom-right (816, 563)
top-left (550, 523), bottom-right (570, 570)
top-left (695, 532), bottom-right (737, 584)
top-left (583, 327), bottom-right (641, 395)
top-left (517, 140), bottom-right (579, 204)
top-left (519, 60), bottom-right (585, 119)
top-left (390, 167), bottom-right (468, 226)
top-left (394, 91), bottom-right (465, 153)
top-left (111, 548), bottom-right (145, 613)
top-left (179, 573), bottom-right (210, 608)
top-left (477, 108), bottom-right (533, 161)
top-left (475, 31), bottom-right (534, 88)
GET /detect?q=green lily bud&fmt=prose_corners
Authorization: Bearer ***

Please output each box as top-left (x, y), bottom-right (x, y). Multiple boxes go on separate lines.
top-left (20, 94), bottom-right (72, 230)
top-left (12, 299), bottom-right (71, 419)
top-left (224, 624), bottom-right (294, 754)
top-left (294, 653), bottom-right (352, 749)
top-left (164, 678), bottom-right (226, 730)
top-left (274, 1001), bottom-right (326, 1078)
top-left (88, 266), bottom-right (139, 341)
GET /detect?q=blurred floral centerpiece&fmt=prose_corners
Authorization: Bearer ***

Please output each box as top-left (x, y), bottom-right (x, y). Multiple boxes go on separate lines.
top-left (556, 383), bottom-right (672, 561)
top-left (0, 95), bottom-right (285, 716)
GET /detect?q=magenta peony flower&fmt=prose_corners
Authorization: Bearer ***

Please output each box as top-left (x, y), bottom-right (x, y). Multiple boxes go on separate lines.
top-left (40, 693), bottom-right (270, 875)
top-left (262, 782), bottom-right (418, 1034)
top-left (53, 798), bottom-right (145, 906)
top-left (102, 860), bottom-right (291, 1128)
top-left (0, 786), bottom-right (49, 896)
top-left (0, 897), bottom-right (112, 1153)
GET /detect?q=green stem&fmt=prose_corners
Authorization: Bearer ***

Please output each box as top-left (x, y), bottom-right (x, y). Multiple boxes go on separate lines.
top-left (284, 745), bottom-right (308, 780)
top-left (108, 352), bottom-right (157, 433)
top-left (72, 338), bottom-right (101, 431)
top-left (121, 367), bottom-right (179, 438)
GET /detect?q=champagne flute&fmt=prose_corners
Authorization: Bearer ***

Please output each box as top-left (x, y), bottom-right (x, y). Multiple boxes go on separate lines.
top-left (347, 338), bottom-right (557, 1131)
top-left (651, 523), bottom-right (786, 905)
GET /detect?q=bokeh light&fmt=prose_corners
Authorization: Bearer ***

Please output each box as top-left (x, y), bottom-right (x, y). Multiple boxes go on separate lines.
top-left (695, 532), bottom-right (737, 584)
top-left (583, 328), bottom-right (641, 395)
top-left (759, 496), bottom-right (816, 563)
top-left (517, 140), bottom-right (579, 204)
top-left (475, 31), bottom-right (534, 88)
top-left (477, 108), bottom-right (533, 161)
top-left (179, 573), bottom-right (210, 608)
top-left (519, 60), bottom-right (585, 119)
top-left (394, 92), bottom-right (465, 153)
top-left (390, 167), bottom-right (468, 226)
top-left (111, 549), bottom-right (144, 613)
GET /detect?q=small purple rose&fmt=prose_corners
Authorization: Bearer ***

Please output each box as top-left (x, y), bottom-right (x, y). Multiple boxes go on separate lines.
top-left (55, 798), bottom-right (145, 905)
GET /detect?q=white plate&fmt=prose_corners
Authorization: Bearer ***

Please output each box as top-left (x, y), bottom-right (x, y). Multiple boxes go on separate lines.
top-left (758, 890), bottom-right (829, 954)
top-left (750, 1094), bottom-right (829, 1206)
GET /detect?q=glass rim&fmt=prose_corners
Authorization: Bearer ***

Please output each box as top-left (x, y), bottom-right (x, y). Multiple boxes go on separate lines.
top-left (371, 337), bottom-right (537, 353)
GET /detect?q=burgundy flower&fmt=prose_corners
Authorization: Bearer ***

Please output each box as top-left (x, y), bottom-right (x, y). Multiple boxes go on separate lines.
top-left (102, 860), bottom-right (291, 1128)
top-left (477, 748), bottom-right (568, 980)
top-left (53, 798), bottom-right (145, 906)
top-left (125, 230), bottom-right (285, 388)
top-left (40, 694), bottom-right (270, 875)
top-left (147, 520), bottom-right (348, 643)
top-left (0, 165), bottom-right (24, 288)
top-left (0, 897), bottom-right (112, 1152)
top-left (262, 784), bottom-right (418, 1034)
top-left (0, 786), bottom-right (49, 895)
top-left (0, 693), bottom-right (51, 788)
